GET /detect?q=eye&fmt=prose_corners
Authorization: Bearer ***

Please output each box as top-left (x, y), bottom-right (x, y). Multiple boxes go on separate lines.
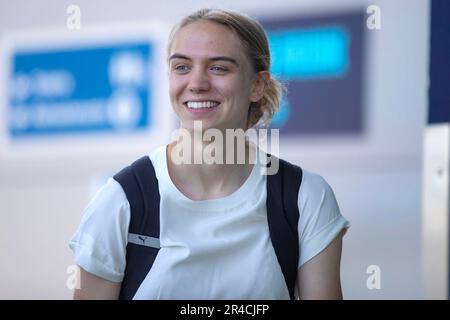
top-left (210, 66), bottom-right (228, 73)
top-left (173, 64), bottom-right (190, 73)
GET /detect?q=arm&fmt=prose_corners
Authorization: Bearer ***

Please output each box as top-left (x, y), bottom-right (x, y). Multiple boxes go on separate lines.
top-left (297, 230), bottom-right (345, 300)
top-left (73, 266), bottom-right (122, 300)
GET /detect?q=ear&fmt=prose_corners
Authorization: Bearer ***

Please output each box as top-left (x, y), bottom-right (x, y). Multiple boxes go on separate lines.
top-left (250, 71), bottom-right (270, 102)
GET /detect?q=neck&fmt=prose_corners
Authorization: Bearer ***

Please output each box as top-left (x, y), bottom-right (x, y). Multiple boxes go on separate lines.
top-left (167, 130), bottom-right (257, 200)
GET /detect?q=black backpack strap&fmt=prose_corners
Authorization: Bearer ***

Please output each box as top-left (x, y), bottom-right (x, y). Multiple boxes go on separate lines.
top-left (113, 156), bottom-right (160, 300)
top-left (266, 154), bottom-right (303, 300)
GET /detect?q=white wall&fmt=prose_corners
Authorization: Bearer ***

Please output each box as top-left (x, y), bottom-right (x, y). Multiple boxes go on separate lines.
top-left (0, 0), bottom-right (429, 299)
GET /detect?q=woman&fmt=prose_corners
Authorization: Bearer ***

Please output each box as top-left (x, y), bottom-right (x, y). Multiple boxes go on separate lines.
top-left (69, 8), bottom-right (350, 300)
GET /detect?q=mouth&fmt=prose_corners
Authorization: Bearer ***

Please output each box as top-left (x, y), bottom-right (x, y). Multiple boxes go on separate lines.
top-left (184, 100), bottom-right (221, 114)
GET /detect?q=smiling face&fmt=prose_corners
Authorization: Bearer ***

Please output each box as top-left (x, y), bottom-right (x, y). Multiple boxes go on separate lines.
top-left (168, 21), bottom-right (263, 132)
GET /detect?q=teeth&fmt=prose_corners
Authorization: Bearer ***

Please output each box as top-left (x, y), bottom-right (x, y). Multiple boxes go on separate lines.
top-left (186, 101), bottom-right (219, 109)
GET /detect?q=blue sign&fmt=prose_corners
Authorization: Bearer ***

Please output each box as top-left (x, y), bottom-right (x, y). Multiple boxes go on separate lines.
top-left (261, 11), bottom-right (365, 135)
top-left (8, 42), bottom-right (153, 138)
top-left (268, 26), bottom-right (349, 79)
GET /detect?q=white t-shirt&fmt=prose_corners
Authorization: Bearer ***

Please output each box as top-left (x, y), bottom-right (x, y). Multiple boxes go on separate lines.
top-left (69, 145), bottom-right (350, 299)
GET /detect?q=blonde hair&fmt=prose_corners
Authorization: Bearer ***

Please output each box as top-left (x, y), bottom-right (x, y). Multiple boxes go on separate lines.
top-left (167, 8), bottom-right (285, 129)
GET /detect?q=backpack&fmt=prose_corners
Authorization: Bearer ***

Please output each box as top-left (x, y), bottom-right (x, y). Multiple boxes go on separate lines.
top-left (113, 153), bottom-right (302, 300)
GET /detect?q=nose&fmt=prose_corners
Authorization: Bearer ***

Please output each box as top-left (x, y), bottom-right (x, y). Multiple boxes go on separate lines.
top-left (187, 68), bottom-right (211, 93)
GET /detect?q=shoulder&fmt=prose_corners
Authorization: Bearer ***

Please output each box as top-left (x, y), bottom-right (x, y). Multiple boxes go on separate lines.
top-left (265, 155), bottom-right (335, 202)
top-left (87, 177), bottom-right (129, 210)
top-left (79, 177), bottom-right (131, 230)
top-left (297, 169), bottom-right (342, 222)
top-left (71, 177), bottom-right (131, 243)
top-left (300, 170), bottom-right (334, 197)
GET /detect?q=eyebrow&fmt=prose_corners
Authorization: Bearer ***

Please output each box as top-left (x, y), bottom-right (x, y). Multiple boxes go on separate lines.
top-left (169, 53), bottom-right (239, 66)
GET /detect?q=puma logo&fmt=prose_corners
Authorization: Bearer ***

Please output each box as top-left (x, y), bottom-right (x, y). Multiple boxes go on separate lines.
top-left (138, 236), bottom-right (147, 243)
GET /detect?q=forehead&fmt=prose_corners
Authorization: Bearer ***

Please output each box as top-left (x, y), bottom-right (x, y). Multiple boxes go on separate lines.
top-left (170, 21), bottom-right (247, 60)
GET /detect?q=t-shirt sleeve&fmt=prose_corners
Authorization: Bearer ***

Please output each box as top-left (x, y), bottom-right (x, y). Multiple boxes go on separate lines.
top-left (69, 177), bottom-right (130, 282)
top-left (297, 170), bottom-right (350, 268)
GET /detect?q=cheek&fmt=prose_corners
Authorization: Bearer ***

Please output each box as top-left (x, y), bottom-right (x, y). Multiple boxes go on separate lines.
top-left (169, 76), bottom-right (185, 102)
top-left (215, 77), bottom-right (249, 101)
top-left (226, 80), bottom-right (252, 105)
